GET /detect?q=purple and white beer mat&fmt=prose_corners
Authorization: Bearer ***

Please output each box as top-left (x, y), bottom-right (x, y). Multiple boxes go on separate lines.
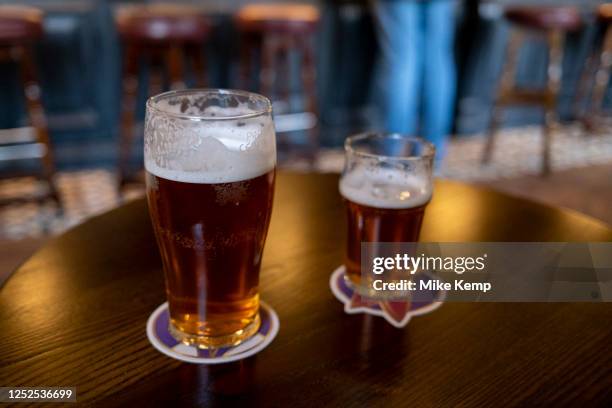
top-left (146, 301), bottom-right (279, 364)
top-left (330, 265), bottom-right (445, 328)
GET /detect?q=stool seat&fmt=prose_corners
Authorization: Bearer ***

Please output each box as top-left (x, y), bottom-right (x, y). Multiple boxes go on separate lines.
top-left (505, 7), bottom-right (581, 31)
top-left (116, 4), bottom-right (210, 44)
top-left (0, 5), bottom-right (43, 44)
top-left (236, 3), bottom-right (320, 167)
top-left (236, 4), bottom-right (320, 33)
top-left (116, 4), bottom-right (210, 189)
top-left (598, 4), bottom-right (612, 24)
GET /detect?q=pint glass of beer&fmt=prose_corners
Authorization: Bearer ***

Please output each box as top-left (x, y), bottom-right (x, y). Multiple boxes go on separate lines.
top-left (145, 89), bottom-right (276, 348)
top-left (339, 133), bottom-right (435, 290)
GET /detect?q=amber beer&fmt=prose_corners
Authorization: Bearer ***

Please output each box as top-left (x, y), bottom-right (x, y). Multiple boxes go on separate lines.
top-left (145, 89), bottom-right (276, 348)
top-left (146, 170), bottom-right (274, 344)
top-left (339, 134), bottom-right (434, 287)
top-left (342, 200), bottom-right (428, 283)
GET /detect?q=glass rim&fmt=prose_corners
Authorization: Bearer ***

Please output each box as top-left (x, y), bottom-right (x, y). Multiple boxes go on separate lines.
top-left (146, 88), bottom-right (273, 122)
top-left (344, 133), bottom-right (436, 161)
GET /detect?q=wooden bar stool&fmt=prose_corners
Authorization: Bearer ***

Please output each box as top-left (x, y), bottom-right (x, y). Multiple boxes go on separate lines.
top-left (116, 4), bottom-right (211, 188)
top-left (483, 6), bottom-right (582, 175)
top-left (574, 4), bottom-right (612, 132)
top-left (236, 4), bottom-right (320, 166)
top-left (0, 5), bottom-right (60, 209)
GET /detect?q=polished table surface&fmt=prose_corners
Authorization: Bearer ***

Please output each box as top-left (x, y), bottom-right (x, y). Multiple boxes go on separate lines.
top-left (1, 173), bottom-right (611, 406)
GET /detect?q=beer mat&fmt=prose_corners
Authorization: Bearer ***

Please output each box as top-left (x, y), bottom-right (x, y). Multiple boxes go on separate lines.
top-left (146, 301), bottom-right (279, 364)
top-left (330, 266), bottom-right (445, 328)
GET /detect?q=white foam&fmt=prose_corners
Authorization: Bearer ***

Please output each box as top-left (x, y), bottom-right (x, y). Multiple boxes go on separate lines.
top-left (145, 103), bottom-right (275, 184)
top-left (339, 167), bottom-right (431, 209)
top-left (156, 98), bottom-right (258, 118)
top-left (145, 156), bottom-right (273, 184)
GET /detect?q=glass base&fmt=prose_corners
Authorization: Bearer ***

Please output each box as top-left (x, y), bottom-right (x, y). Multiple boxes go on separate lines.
top-left (168, 313), bottom-right (261, 349)
top-left (343, 272), bottom-right (381, 298)
top-left (343, 270), bottom-right (412, 301)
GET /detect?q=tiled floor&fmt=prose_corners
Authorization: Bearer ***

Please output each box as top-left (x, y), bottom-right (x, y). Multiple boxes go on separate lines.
top-left (1, 125), bottom-right (611, 241)
top-left (0, 170), bottom-right (142, 239)
top-left (318, 124), bottom-right (612, 180)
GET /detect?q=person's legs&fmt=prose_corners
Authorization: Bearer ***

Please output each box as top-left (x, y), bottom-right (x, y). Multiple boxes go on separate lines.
top-left (372, 0), bottom-right (422, 135)
top-left (422, 0), bottom-right (456, 160)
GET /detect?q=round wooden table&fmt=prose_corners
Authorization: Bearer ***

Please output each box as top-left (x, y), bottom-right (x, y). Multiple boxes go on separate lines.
top-left (1, 173), bottom-right (611, 406)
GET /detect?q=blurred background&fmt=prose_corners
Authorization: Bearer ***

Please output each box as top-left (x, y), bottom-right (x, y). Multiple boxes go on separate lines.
top-left (0, 0), bottom-right (611, 280)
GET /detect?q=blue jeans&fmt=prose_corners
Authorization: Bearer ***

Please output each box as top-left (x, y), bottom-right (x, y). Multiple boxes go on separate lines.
top-left (373, 0), bottom-right (456, 159)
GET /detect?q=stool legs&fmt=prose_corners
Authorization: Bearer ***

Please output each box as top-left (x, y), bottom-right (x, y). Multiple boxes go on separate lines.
top-left (239, 30), bottom-right (319, 168)
top-left (482, 29), bottom-right (523, 165)
top-left (21, 45), bottom-right (61, 207)
top-left (148, 52), bottom-right (164, 97)
top-left (277, 37), bottom-right (291, 106)
top-left (300, 35), bottom-right (319, 165)
top-left (483, 28), bottom-right (564, 175)
top-left (573, 41), bottom-right (600, 126)
top-left (482, 106), bottom-right (503, 165)
top-left (541, 30), bottom-right (564, 175)
top-left (542, 111), bottom-right (555, 175)
top-left (239, 33), bottom-right (258, 90)
top-left (166, 45), bottom-right (185, 90)
top-left (260, 34), bottom-right (278, 99)
top-left (590, 25), bottom-right (612, 121)
top-left (118, 44), bottom-right (139, 189)
top-left (189, 45), bottom-right (207, 88)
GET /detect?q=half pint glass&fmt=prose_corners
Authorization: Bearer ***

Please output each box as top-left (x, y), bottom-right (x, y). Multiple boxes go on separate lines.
top-left (145, 89), bottom-right (276, 348)
top-left (339, 134), bottom-right (435, 290)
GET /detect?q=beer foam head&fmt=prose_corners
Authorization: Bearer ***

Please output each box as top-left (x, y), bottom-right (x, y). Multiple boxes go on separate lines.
top-left (339, 166), bottom-right (432, 209)
top-left (145, 90), bottom-right (275, 184)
